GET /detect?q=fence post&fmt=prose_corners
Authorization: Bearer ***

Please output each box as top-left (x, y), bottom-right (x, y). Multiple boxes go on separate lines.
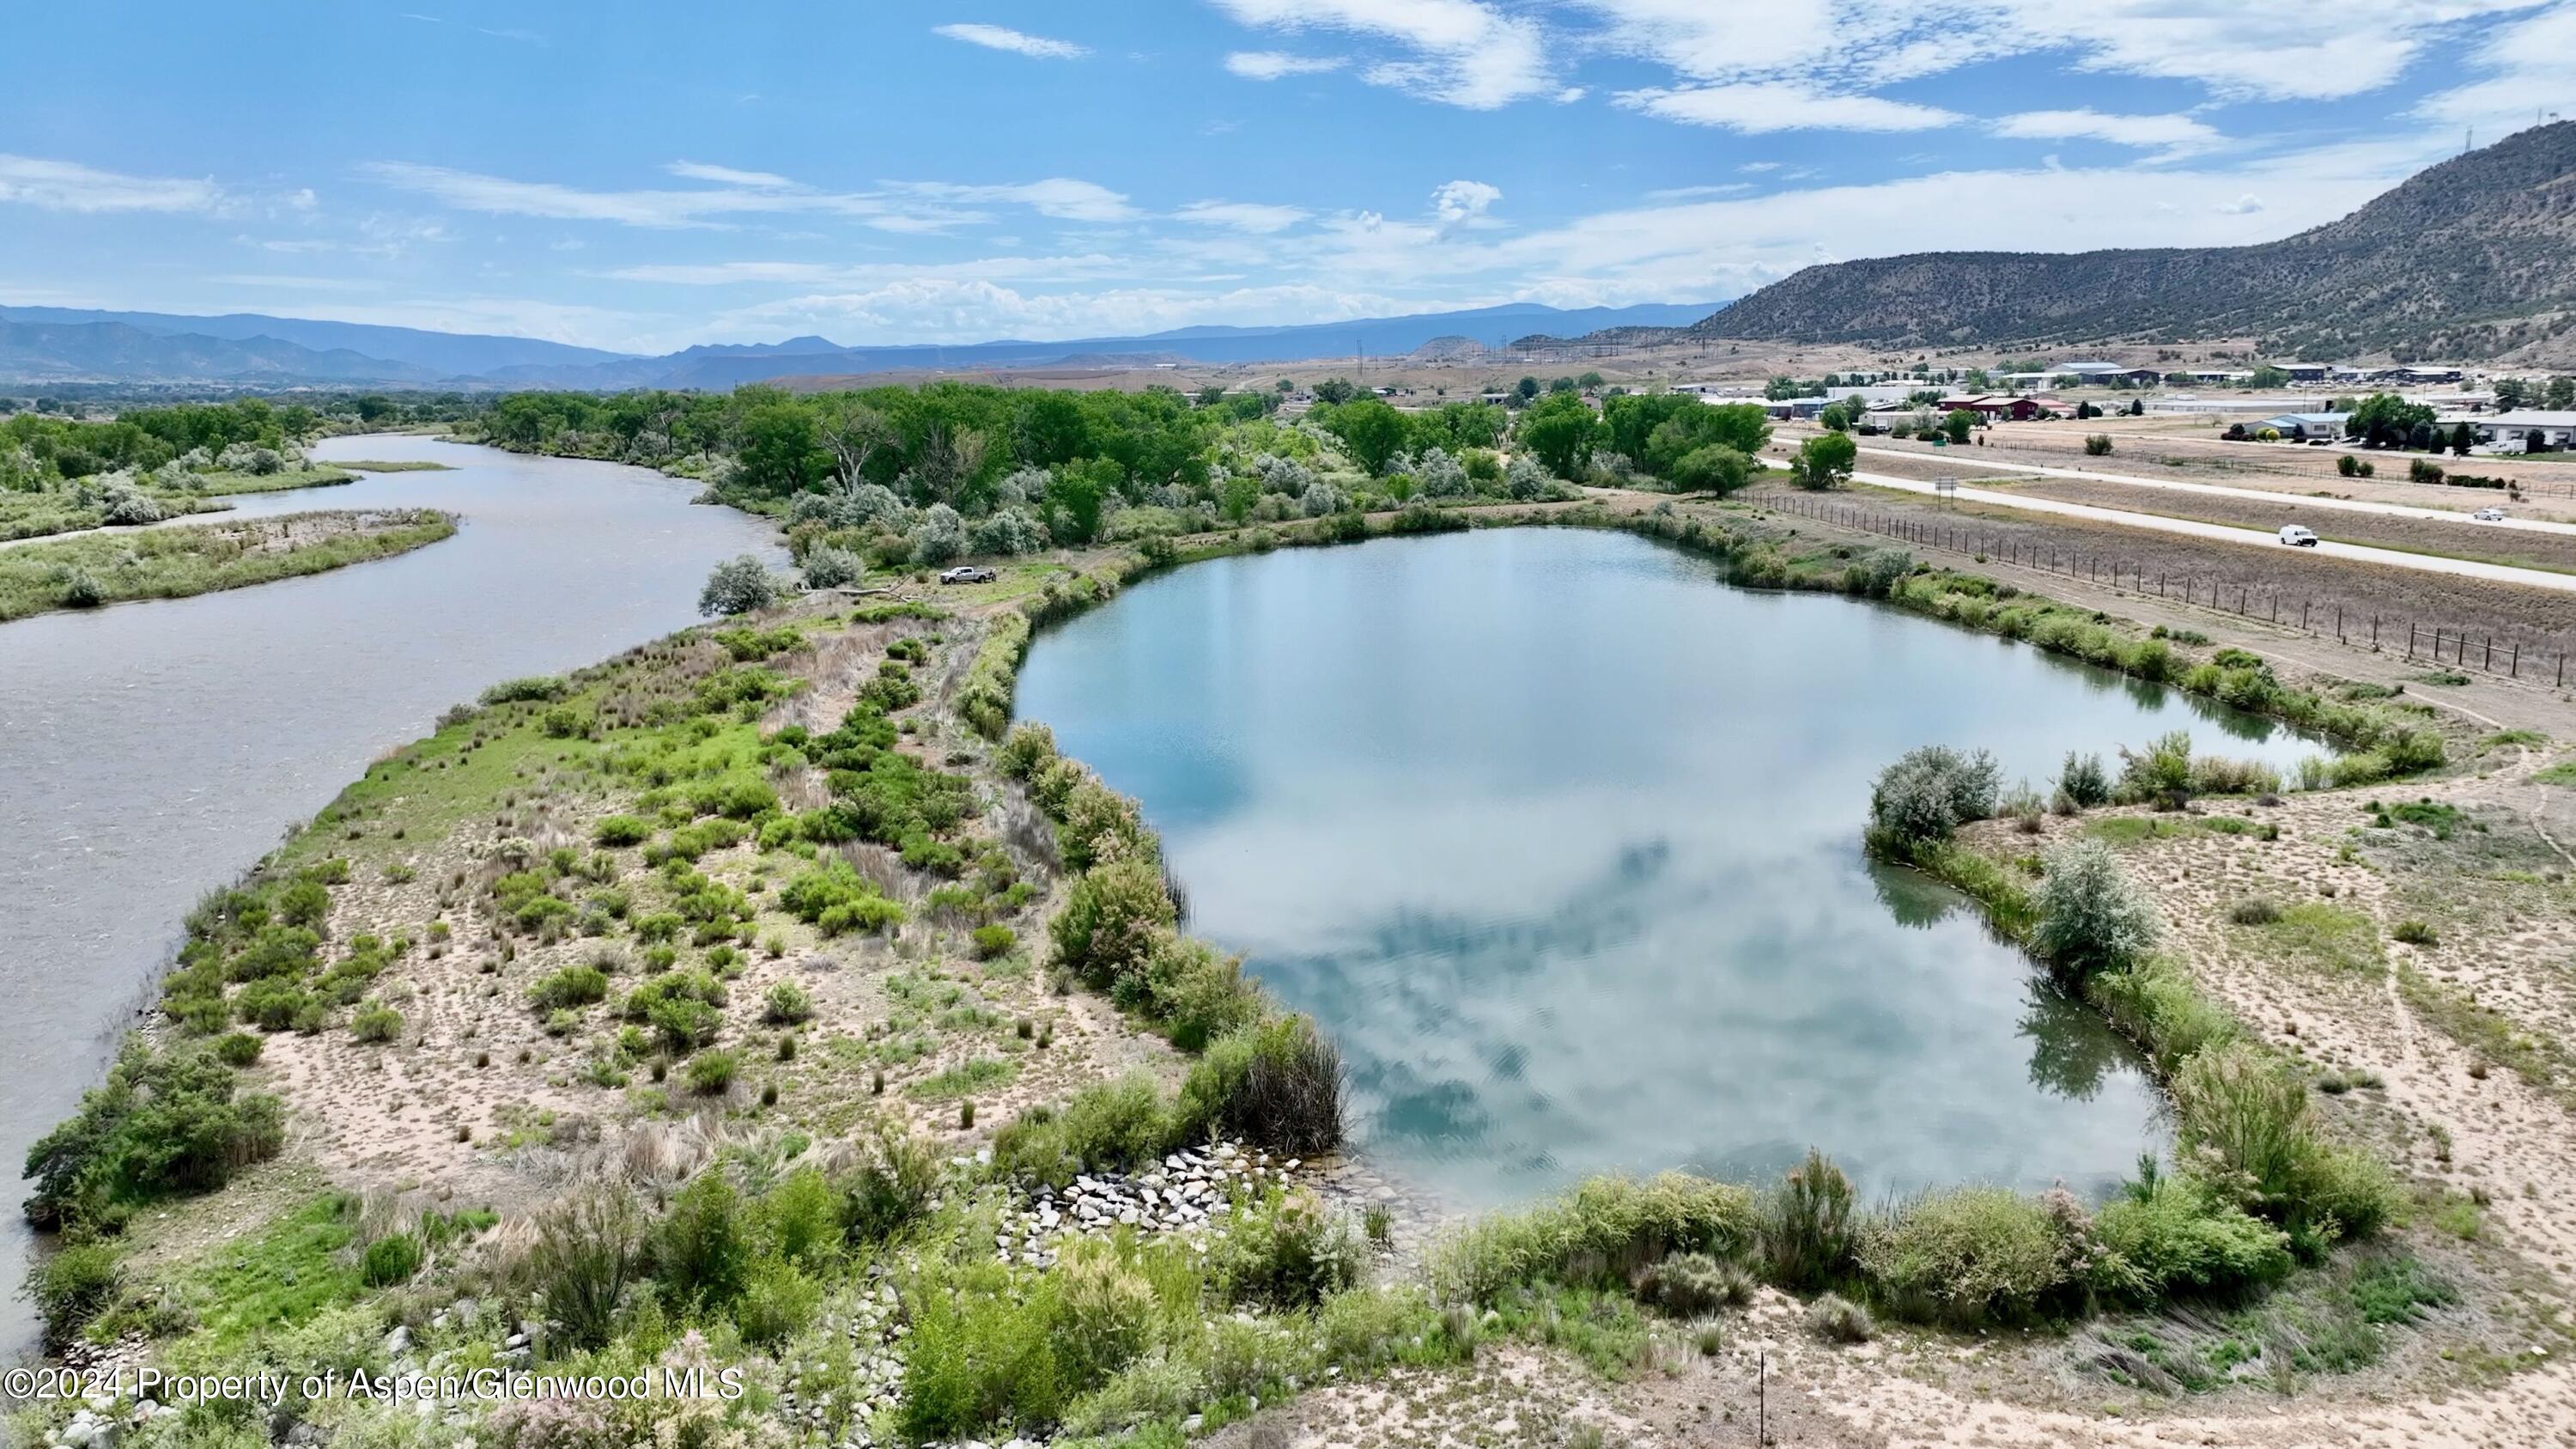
top-left (2409, 623), bottom-right (2418, 657)
top-left (2486, 636), bottom-right (2494, 670)
top-left (2512, 642), bottom-right (2520, 678)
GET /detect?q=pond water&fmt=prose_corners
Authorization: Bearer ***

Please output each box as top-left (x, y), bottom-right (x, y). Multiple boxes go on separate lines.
top-left (1014, 527), bottom-right (2324, 1211)
top-left (0, 436), bottom-right (779, 1358)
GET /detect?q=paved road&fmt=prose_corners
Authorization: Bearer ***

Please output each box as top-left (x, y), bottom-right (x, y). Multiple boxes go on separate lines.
top-left (1758, 459), bottom-right (2576, 595)
top-left (1846, 441), bottom-right (2576, 539)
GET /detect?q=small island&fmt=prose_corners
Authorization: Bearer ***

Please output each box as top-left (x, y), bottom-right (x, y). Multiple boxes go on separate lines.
top-left (0, 508), bottom-right (458, 622)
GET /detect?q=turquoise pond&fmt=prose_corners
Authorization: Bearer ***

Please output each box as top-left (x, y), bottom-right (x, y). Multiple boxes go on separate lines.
top-left (1013, 527), bottom-right (2324, 1209)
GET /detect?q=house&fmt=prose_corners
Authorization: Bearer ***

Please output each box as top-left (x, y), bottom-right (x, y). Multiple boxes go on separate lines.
top-left (1939, 394), bottom-right (2040, 421)
top-left (2283, 363), bottom-right (2333, 383)
top-left (2257, 412), bottom-right (2348, 441)
top-left (2475, 411), bottom-right (2576, 451)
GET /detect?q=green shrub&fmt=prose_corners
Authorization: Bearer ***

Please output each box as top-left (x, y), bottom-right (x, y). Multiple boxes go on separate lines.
top-left (520, 1187), bottom-right (647, 1349)
top-left (529, 965), bottom-right (610, 1011)
top-left (2393, 919), bottom-right (2439, 946)
top-left (361, 1232), bottom-right (424, 1287)
top-left (1177, 1015), bottom-right (1344, 1156)
top-left (1806, 1292), bottom-right (1875, 1343)
top-left (350, 1004), bottom-right (403, 1043)
top-left (22, 1041), bottom-right (285, 1229)
top-left (762, 981), bottom-right (814, 1025)
top-left (2092, 1172), bottom-right (2291, 1301)
top-left (1862, 1187), bottom-right (2068, 1325)
top-left (2057, 751), bottom-right (2111, 808)
top-left (733, 1255), bottom-right (822, 1349)
top-left (213, 1031), bottom-right (264, 1067)
top-left (1136, 932), bottom-right (1265, 1051)
top-left (1764, 1148), bottom-right (1860, 1293)
top-left (778, 856), bottom-right (904, 936)
top-left (1049, 858), bottom-right (1174, 985)
top-left (1868, 745), bottom-right (2002, 847)
top-left (2117, 729), bottom-right (2196, 807)
top-left (593, 814), bottom-right (653, 847)
top-left (994, 1074), bottom-right (1174, 1188)
top-left (971, 923), bottom-right (1017, 959)
top-left (2032, 839), bottom-right (2160, 982)
top-left (836, 1125), bottom-right (940, 1245)
top-left (898, 1261), bottom-right (1067, 1440)
top-left (1433, 1172), bottom-right (1758, 1306)
top-left (686, 1050), bottom-right (741, 1095)
top-left (1634, 1251), bottom-right (1753, 1315)
top-left (2227, 898), bottom-right (2281, 925)
top-left (995, 722), bottom-right (1057, 779)
top-left (479, 675), bottom-right (567, 704)
top-left (2172, 1044), bottom-right (2310, 1215)
top-left (1210, 1192), bottom-right (1364, 1308)
top-left (29, 1240), bottom-right (122, 1350)
top-left (657, 1172), bottom-right (752, 1307)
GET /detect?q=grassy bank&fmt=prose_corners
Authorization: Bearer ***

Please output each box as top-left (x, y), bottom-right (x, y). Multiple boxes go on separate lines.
top-left (0, 508), bottom-right (456, 622)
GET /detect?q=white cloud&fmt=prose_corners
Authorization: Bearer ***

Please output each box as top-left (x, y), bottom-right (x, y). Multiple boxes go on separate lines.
top-left (0, 155), bottom-right (225, 213)
top-left (1431, 179), bottom-right (1502, 224)
top-left (1224, 50), bottom-right (1346, 80)
top-left (1615, 82), bottom-right (1960, 133)
top-left (881, 178), bottom-right (1136, 223)
top-left (365, 161), bottom-right (1128, 231)
top-left (1174, 200), bottom-right (1313, 233)
top-left (1572, 0), bottom-right (2545, 134)
top-left (1643, 183), bottom-right (1753, 201)
top-left (665, 160), bottom-right (794, 187)
top-left (714, 277), bottom-right (1417, 345)
top-left (208, 273), bottom-right (387, 292)
top-left (932, 22), bottom-right (1087, 59)
top-left (1995, 108), bottom-right (2222, 155)
top-left (1208, 0), bottom-right (1552, 108)
top-left (2212, 193), bottom-right (2264, 215)
top-left (606, 254), bottom-right (1133, 288)
top-left (2415, 4), bottom-right (2576, 131)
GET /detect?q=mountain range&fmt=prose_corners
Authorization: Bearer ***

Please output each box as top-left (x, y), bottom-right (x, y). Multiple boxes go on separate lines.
top-left (0, 301), bottom-right (1719, 392)
top-left (1661, 121), bottom-right (2576, 365)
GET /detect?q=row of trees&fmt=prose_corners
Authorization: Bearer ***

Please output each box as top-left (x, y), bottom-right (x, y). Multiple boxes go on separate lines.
top-left (2493, 375), bottom-right (2576, 411)
top-left (0, 399), bottom-right (313, 487)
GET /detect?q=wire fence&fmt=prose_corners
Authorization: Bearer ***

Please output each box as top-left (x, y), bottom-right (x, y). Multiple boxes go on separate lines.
top-left (1751, 489), bottom-right (2575, 688)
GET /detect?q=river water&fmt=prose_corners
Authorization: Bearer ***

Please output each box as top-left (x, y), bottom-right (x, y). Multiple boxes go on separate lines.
top-left (1016, 527), bottom-right (2325, 1211)
top-left (0, 436), bottom-right (778, 1358)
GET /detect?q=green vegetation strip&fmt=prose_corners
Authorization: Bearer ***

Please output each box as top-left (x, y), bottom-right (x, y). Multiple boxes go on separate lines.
top-left (0, 508), bottom-right (456, 621)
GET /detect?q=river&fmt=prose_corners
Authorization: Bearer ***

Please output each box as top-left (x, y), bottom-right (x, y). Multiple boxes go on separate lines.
top-left (0, 435), bottom-right (778, 1358)
top-left (1015, 527), bottom-right (2326, 1210)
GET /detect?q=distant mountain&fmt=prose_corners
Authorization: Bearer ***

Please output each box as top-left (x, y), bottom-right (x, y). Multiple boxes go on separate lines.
top-left (1679, 122), bottom-right (2576, 364)
top-left (0, 319), bottom-right (447, 385)
top-left (0, 301), bottom-right (1724, 390)
top-left (0, 306), bottom-right (632, 378)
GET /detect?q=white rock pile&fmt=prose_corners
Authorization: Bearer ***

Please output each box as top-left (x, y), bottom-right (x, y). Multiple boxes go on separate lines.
top-left (995, 1141), bottom-right (1297, 1268)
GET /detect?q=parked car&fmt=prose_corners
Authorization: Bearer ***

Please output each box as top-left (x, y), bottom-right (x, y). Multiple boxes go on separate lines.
top-left (2474, 507), bottom-right (2507, 522)
top-left (2276, 525), bottom-right (2319, 547)
top-left (939, 565), bottom-right (997, 584)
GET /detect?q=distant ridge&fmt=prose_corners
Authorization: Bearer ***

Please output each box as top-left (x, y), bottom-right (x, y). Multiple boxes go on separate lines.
top-left (0, 301), bottom-right (1722, 391)
top-left (1675, 122), bottom-right (2576, 365)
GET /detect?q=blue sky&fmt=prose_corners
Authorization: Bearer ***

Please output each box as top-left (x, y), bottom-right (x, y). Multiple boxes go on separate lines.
top-left (3, 1), bottom-right (2572, 355)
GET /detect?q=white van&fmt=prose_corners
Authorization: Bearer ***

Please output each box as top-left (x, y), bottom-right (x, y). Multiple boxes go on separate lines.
top-left (2277, 525), bottom-right (2318, 547)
